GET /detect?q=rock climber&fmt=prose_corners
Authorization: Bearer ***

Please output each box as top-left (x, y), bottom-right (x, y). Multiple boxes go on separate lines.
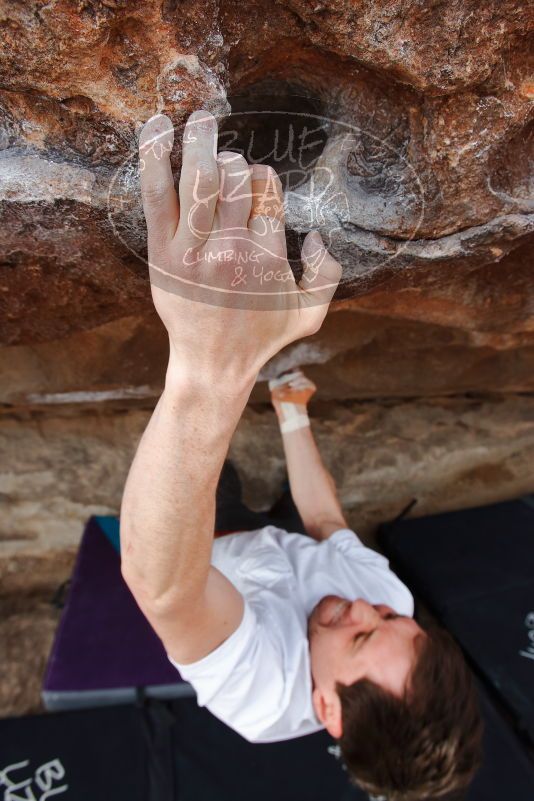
top-left (120, 109), bottom-right (482, 801)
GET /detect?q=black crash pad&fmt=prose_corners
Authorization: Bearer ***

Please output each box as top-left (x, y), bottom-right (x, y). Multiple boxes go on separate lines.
top-left (0, 702), bottom-right (174, 801)
top-left (2, 691), bottom-right (533, 800)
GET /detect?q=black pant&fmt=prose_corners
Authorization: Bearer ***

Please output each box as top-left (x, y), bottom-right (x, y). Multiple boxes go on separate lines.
top-left (215, 460), bottom-right (306, 535)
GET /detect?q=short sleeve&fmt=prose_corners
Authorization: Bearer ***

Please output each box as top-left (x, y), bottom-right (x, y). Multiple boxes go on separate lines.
top-left (327, 528), bottom-right (390, 563)
top-left (167, 599), bottom-right (290, 742)
top-left (324, 528), bottom-right (415, 617)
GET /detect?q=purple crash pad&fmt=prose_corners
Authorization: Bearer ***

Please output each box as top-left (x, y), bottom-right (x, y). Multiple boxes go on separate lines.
top-left (43, 516), bottom-right (191, 704)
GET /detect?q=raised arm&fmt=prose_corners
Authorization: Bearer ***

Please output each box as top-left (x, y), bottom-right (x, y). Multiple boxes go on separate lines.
top-left (120, 362), bottom-right (252, 662)
top-left (120, 110), bottom-right (342, 664)
top-left (270, 371), bottom-right (347, 541)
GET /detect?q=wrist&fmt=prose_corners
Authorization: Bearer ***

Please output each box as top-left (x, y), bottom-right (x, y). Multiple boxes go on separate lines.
top-left (164, 357), bottom-right (255, 421)
top-left (273, 401), bottom-right (311, 435)
top-left (273, 400), bottom-right (308, 416)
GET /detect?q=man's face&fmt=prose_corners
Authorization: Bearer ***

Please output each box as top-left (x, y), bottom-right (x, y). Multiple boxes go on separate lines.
top-left (308, 596), bottom-right (424, 738)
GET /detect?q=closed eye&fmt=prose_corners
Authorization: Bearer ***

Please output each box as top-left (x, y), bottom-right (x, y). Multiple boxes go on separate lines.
top-left (352, 613), bottom-right (401, 648)
top-left (352, 630), bottom-right (373, 648)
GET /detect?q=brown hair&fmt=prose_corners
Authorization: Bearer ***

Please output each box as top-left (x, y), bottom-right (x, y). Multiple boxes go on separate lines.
top-left (336, 626), bottom-right (483, 801)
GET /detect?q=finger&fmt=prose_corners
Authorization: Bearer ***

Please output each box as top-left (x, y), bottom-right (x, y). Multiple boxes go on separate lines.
top-left (212, 152), bottom-right (252, 239)
top-left (269, 370), bottom-right (317, 404)
top-left (296, 231), bottom-right (342, 335)
top-left (248, 164), bottom-right (287, 259)
top-left (139, 114), bottom-right (179, 246)
top-left (175, 109), bottom-right (219, 248)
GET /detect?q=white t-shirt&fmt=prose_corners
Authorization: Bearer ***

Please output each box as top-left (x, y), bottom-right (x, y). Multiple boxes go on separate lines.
top-left (168, 525), bottom-right (414, 743)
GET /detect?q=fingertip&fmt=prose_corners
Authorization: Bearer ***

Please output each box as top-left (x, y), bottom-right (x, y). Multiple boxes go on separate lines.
top-left (188, 108), bottom-right (216, 121)
top-left (185, 109), bottom-right (218, 132)
top-left (148, 112), bottom-right (173, 127)
top-left (249, 163), bottom-right (282, 185)
top-left (302, 232), bottom-right (342, 280)
top-left (301, 230), bottom-right (323, 258)
top-left (139, 113), bottom-right (174, 149)
top-left (323, 250), bottom-right (343, 281)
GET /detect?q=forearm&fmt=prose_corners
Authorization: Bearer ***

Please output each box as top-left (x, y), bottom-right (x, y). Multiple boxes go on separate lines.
top-left (120, 357), bottom-right (254, 610)
top-left (280, 425), bottom-right (347, 541)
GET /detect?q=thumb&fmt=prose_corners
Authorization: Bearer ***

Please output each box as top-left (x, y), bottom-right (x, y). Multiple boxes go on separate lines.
top-left (297, 231), bottom-right (342, 335)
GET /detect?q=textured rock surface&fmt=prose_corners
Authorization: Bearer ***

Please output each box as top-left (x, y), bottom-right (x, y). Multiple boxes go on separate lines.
top-left (0, 595), bottom-right (61, 717)
top-left (2, 394), bottom-right (534, 569)
top-left (0, 0), bottom-right (532, 347)
top-left (2, 300), bottom-right (534, 410)
top-left (0, 0), bottom-right (533, 716)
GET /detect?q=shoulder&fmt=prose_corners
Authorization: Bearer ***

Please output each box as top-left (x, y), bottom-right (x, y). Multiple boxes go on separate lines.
top-left (169, 599), bottom-right (259, 690)
top-left (321, 528), bottom-right (415, 617)
top-left (168, 596), bottom-right (311, 741)
top-left (324, 527), bottom-right (392, 568)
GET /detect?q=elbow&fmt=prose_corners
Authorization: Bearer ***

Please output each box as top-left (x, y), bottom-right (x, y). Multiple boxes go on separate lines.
top-left (120, 553), bottom-right (156, 608)
top-left (120, 560), bottom-right (192, 619)
top-left (118, 520), bottom-right (148, 598)
top-left (119, 533), bottom-right (137, 592)
top-left (120, 560), bottom-right (149, 608)
top-left (304, 514), bottom-right (348, 541)
top-left (119, 520), bottom-right (199, 615)
top-left (120, 559), bottom-right (137, 593)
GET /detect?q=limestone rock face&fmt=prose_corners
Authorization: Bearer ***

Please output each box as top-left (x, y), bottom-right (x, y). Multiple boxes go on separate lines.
top-left (0, 0), bottom-right (533, 715)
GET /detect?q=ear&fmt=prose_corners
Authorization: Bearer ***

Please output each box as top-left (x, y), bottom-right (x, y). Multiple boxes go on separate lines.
top-left (312, 687), bottom-right (343, 739)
